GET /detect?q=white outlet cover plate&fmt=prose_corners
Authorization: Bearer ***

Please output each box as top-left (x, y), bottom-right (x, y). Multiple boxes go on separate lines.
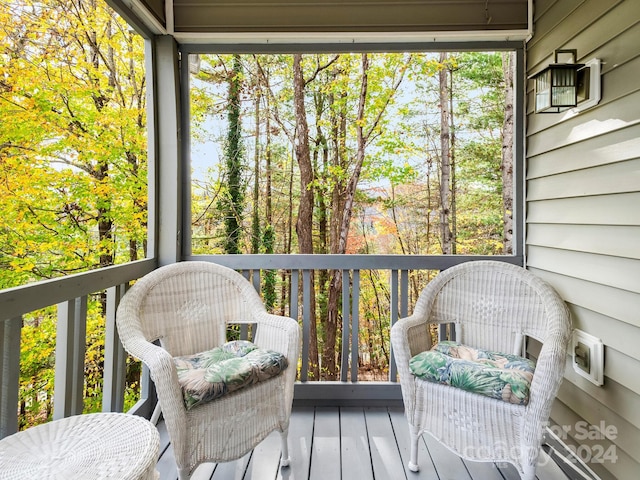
top-left (572, 329), bottom-right (604, 386)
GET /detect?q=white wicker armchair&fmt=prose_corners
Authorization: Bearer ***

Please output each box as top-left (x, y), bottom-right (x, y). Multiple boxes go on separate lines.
top-left (391, 261), bottom-right (571, 480)
top-left (116, 261), bottom-right (300, 480)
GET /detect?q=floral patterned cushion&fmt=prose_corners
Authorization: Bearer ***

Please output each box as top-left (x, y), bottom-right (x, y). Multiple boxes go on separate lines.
top-left (409, 341), bottom-right (535, 405)
top-left (174, 340), bottom-right (288, 410)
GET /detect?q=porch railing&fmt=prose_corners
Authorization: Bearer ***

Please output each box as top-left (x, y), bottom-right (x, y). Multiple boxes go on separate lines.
top-left (0, 259), bottom-right (157, 438)
top-left (0, 254), bottom-right (519, 437)
top-left (189, 254), bottom-right (520, 405)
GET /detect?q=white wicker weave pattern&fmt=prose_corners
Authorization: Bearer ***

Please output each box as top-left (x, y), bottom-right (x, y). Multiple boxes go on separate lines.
top-left (115, 261), bottom-right (301, 480)
top-left (0, 412), bottom-right (159, 479)
top-left (391, 260), bottom-right (571, 480)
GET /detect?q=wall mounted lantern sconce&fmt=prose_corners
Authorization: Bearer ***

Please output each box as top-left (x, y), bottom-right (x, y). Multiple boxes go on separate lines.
top-left (532, 49), bottom-right (602, 114)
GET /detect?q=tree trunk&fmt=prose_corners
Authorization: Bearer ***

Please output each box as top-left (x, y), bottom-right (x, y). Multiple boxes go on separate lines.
top-left (336, 54), bottom-right (369, 255)
top-left (223, 54), bottom-right (244, 254)
top-left (324, 54), bottom-right (371, 380)
top-left (280, 146), bottom-right (295, 317)
top-left (325, 83), bottom-right (347, 380)
top-left (314, 91), bottom-right (331, 367)
top-left (293, 54), bottom-right (314, 256)
top-left (261, 66), bottom-right (276, 310)
top-left (251, 81), bottom-right (261, 254)
top-left (449, 65), bottom-right (457, 254)
top-left (501, 51), bottom-right (515, 255)
top-left (293, 54), bottom-right (319, 379)
top-left (438, 53), bottom-right (453, 254)
top-left (265, 73), bottom-right (273, 226)
top-left (325, 54), bottom-right (407, 379)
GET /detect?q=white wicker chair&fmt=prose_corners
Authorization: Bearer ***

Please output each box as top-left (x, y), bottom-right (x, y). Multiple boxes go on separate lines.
top-left (116, 261), bottom-right (300, 480)
top-left (391, 261), bottom-right (571, 480)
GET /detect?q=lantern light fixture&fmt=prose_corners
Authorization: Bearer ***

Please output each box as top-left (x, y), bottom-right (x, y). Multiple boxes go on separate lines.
top-left (533, 49), bottom-right (585, 113)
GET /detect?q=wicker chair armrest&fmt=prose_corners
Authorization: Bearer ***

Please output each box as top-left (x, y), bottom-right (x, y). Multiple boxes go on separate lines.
top-left (520, 326), bottom-right (570, 468)
top-left (124, 338), bottom-right (187, 419)
top-left (391, 313), bottom-right (432, 422)
top-left (116, 307), bottom-right (188, 444)
top-left (391, 313), bottom-right (433, 366)
top-left (253, 313), bottom-right (301, 364)
top-left (391, 312), bottom-right (431, 413)
top-left (527, 327), bottom-right (571, 415)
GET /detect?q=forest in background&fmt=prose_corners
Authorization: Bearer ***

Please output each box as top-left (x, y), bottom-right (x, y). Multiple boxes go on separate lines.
top-left (1, 0), bottom-right (514, 427)
top-left (188, 51), bottom-right (514, 379)
top-left (1, 0), bottom-right (147, 427)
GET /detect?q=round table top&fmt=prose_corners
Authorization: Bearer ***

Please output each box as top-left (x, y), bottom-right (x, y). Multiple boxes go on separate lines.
top-left (0, 412), bottom-right (159, 480)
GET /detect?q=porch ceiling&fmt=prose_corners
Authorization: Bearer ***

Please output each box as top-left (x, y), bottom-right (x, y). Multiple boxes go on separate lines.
top-left (113, 0), bottom-right (532, 44)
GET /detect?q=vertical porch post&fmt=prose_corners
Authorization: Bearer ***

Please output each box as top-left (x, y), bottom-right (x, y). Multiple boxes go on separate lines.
top-left (154, 35), bottom-right (183, 266)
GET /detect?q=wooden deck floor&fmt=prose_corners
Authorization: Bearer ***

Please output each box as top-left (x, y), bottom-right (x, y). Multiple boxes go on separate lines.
top-left (156, 406), bottom-right (576, 480)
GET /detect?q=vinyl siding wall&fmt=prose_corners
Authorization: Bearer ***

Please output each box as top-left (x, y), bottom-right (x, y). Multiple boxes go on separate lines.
top-left (526, 1), bottom-right (640, 478)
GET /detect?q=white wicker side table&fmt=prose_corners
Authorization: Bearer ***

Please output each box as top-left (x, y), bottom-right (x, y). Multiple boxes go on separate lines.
top-left (0, 412), bottom-right (159, 479)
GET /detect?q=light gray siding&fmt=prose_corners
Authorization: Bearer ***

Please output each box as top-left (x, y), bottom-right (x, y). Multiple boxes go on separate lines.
top-left (526, 1), bottom-right (640, 479)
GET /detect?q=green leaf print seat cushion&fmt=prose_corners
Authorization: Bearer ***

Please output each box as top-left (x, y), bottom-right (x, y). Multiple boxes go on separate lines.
top-left (174, 340), bottom-right (289, 410)
top-left (409, 341), bottom-right (535, 405)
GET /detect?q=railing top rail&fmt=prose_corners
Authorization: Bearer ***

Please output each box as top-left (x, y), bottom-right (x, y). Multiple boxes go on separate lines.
top-left (1, 255), bottom-right (523, 320)
top-left (0, 258), bottom-right (156, 320)
top-left (186, 254), bottom-right (522, 270)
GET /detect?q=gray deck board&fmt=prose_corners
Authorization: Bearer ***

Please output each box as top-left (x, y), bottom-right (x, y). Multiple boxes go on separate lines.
top-left (309, 407), bottom-right (341, 480)
top-left (365, 407), bottom-right (407, 479)
top-left (340, 407), bottom-right (374, 479)
top-left (190, 463), bottom-right (216, 480)
top-left (210, 455), bottom-right (251, 480)
top-left (462, 459), bottom-right (506, 480)
top-left (244, 431), bottom-right (282, 480)
top-left (422, 432), bottom-right (473, 480)
top-left (535, 449), bottom-right (574, 480)
top-left (157, 407), bottom-right (572, 480)
top-left (388, 407), bottom-right (440, 479)
top-left (276, 406), bottom-right (314, 480)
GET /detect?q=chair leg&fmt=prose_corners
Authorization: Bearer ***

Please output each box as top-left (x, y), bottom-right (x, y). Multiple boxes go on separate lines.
top-left (408, 425), bottom-right (420, 472)
top-left (150, 402), bottom-right (162, 426)
top-left (280, 429), bottom-right (291, 467)
top-left (177, 467), bottom-right (190, 480)
top-left (521, 443), bottom-right (539, 480)
top-left (521, 464), bottom-right (536, 480)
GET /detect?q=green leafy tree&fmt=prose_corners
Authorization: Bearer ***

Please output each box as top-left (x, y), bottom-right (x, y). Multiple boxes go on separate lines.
top-left (220, 54), bottom-right (245, 254)
top-left (261, 224), bottom-right (277, 310)
top-left (187, 52), bottom-right (513, 380)
top-left (1, 0), bottom-right (148, 427)
top-left (0, 0), bottom-right (147, 286)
